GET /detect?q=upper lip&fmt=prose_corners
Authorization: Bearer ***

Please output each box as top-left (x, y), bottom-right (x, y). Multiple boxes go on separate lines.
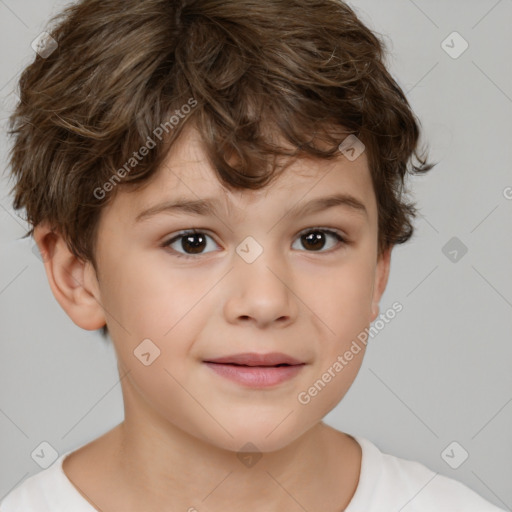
top-left (204, 352), bottom-right (304, 366)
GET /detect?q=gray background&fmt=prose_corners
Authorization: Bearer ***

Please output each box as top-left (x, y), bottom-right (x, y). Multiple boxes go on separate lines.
top-left (0, 0), bottom-right (511, 509)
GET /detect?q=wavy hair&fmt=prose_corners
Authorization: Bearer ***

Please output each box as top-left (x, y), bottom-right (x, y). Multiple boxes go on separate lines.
top-left (8, 0), bottom-right (435, 266)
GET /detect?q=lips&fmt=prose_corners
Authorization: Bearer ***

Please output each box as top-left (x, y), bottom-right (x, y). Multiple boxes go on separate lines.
top-left (204, 352), bottom-right (303, 367)
top-left (203, 352), bottom-right (306, 387)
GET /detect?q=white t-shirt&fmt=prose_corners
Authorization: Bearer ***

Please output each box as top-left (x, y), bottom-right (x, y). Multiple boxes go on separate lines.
top-left (0, 435), bottom-right (506, 511)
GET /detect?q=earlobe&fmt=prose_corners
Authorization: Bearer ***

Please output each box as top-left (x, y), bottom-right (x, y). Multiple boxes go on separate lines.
top-left (370, 246), bottom-right (392, 323)
top-left (33, 223), bottom-right (106, 331)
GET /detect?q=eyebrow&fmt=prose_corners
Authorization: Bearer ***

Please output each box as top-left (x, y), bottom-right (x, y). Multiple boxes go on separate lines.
top-left (134, 192), bottom-right (368, 223)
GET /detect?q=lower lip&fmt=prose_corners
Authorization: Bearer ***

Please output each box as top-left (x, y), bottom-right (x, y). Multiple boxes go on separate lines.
top-left (204, 362), bottom-right (304, 387)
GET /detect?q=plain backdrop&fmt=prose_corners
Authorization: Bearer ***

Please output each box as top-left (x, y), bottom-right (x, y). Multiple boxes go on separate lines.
top-left (0, 0), bottom-right (511, 509)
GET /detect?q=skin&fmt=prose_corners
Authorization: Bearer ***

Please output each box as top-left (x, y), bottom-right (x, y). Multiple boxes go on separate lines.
top-left (34, 124), bottom-right (392, 511)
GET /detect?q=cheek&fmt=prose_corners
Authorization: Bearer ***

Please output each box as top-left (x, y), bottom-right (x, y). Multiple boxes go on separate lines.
top-left (94, 250), bottom-right (172, 345)
top-left (97, 248), bottom-right (214, 357)
top-left (306, 255), bottom-right (375, 338)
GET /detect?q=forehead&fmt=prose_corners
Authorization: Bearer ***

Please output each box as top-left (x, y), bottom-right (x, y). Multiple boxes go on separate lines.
top-left (101, 125), bottom-right (377, 226)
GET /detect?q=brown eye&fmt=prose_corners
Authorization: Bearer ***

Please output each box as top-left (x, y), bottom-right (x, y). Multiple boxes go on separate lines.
top-left (301, 231), bottom-right (327, 251)
top-left (180, 233), bottom-right (207, 254)
top-left (163, 230), bottom-right (218, 258)
top-left (293, 228), bottom-right (345, 253)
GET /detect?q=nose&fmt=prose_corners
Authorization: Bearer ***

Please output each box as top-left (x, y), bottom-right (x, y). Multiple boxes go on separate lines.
top-left (223, 246), bottom-right (298, 328)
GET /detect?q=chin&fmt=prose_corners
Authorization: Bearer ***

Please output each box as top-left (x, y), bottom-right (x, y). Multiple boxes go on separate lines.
top-left (212, 434), bottom-right (293, 455)
top-left (205, 419), bottom-right (312, 455)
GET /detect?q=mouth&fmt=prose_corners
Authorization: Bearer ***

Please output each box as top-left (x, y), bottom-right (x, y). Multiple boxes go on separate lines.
top-left (208, 363), bottom-right (296, 367)
top-left (203, 352), bottom-right (304, 367)
top-left (203, 352), bottom-right (305, 387)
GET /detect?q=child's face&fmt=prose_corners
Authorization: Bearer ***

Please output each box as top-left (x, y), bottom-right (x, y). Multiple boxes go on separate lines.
top-left (83, 125), bottom-right (390, 452)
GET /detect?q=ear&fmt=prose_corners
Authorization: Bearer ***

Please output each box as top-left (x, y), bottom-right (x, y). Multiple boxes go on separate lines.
top-left (370, 245), bottom-right (393, 323)
top-left (33, 222), bottom-right (106, 331)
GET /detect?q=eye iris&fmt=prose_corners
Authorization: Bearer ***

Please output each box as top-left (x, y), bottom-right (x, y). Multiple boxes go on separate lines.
top-left (302, 231), bottom-right (325, 251)
top-left (183, 233), bottom-right (206, 254)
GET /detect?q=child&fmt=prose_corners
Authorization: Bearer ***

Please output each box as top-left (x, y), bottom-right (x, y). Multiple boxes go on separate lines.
top-left (1, 0), bottom-right (506, 510)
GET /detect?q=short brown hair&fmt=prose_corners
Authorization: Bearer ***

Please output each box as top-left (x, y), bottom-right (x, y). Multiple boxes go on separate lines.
top-left (8, 0), bottom-right (434, 267)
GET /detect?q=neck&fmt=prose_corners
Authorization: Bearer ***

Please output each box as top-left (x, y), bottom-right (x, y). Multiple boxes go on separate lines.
top-left (112, 376), bottom-right (361, 511)
top-left (65, 373), bottom-right (362, 512)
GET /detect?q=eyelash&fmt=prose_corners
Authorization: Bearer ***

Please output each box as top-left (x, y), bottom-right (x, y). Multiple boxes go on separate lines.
top-left (161, 227), bottom-right (348, 260)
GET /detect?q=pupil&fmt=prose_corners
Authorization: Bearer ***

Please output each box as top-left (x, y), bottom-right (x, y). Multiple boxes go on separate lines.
top-left (302, 232), bottom-right (325, 251)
